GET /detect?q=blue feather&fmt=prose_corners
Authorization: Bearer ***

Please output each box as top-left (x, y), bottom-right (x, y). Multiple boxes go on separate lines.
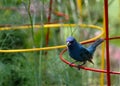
top-left (66, 36), bottom-right (104, 66)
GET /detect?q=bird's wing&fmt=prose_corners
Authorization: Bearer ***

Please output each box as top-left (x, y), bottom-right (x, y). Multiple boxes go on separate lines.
top-left (79, 47), bottom-right (94, 64)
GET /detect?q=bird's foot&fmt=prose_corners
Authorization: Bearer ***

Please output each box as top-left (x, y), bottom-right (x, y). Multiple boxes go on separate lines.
top-left (69, 61), bottom-right (78, 67)
top-left (69, 62), bottom-right (74, 67)
top-left (77, 62), bottom-right (86, 70)
top-left (77, 65), bottom-right (81, 70)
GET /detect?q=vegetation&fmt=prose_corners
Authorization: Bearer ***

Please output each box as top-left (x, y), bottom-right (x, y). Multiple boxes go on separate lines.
top-left (0, 0), bottom-right (120, 86)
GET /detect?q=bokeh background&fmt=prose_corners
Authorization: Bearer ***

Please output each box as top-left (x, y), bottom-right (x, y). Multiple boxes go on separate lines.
top-left (0, 0), bottom-right (120, 86)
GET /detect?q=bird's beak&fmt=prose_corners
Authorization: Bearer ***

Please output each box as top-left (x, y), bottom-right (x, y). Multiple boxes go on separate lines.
top-left (67, 42), bottom-right (71, 46)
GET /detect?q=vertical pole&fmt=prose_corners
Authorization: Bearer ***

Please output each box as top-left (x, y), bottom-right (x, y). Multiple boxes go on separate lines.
top-left (104, 0), bottom-right (111, 86)
top-left (100, 4), bottom-right (106, 86)
top-left (45, 0), bottom-right (53, 55)
top-left (76, 0), bottom-right (82, 17)
top-left (100, 34), bottom-right (105, 86)
top-left (46, 0), bottom-right (53, 47)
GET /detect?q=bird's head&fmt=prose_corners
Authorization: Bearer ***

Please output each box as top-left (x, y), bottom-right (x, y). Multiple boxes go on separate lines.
top-left (66, 36), bottom-right (77, 46)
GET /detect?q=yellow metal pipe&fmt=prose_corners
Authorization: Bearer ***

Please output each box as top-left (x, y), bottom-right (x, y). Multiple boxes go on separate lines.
top-left (76, 0), bottom-right (82, 17)
top-left (100, 8), bottom-right (106, 86)
top-left (0, 24), bottom-right (104, 53)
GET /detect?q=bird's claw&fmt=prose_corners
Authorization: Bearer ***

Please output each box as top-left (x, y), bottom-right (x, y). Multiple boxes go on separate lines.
top-left (77, 65), bottom-right (81, 70)
top-left (69, 63), bottom-right (73, 67)
top-left (77, 63), bottom-right (85, 70)
top-left (69, 63), bottom-right (81, 70)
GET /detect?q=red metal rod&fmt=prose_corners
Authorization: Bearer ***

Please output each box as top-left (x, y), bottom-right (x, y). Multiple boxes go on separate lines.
top-left (46, 0), bottom-right (53, 47)
top-left (82, 36), bottom-right (120, 45)
top-left (104, 0), bottom-right (111, 86)
top-left (59, 48), bottom-right (120, 75)
top-left (59, 36), bottom-right (120, 75)
top-left (45, 0), bottom-right (53, 55)
top-left (52, 11), bottom-right (69, 23)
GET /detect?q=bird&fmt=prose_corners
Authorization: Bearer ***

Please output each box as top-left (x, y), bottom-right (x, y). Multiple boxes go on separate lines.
top-left (66, 36), bottom-right (104, 69)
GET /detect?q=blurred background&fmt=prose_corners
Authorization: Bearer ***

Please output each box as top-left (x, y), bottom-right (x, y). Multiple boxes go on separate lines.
top-left (0, 0), bottom-right (120, 86)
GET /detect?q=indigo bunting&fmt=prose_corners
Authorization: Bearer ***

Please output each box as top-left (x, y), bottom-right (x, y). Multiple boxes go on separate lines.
top-left (66, 36), bottom-right (104, 67)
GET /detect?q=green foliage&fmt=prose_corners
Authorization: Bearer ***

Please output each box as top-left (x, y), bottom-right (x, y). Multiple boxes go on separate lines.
top-left (0, 53), bottom-right (33, 86)
top-left (0, 30), bottom-right (25, 49)
top-left (0, 30), bottom-right (35, 86)
top-left (0, 0), bottom-right (120, 86)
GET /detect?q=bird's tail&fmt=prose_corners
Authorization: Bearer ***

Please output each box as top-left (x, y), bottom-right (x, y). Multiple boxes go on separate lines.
top-left (89, 38), bottom-right (104, 49)
top-left (88, 59), bottom-right (94, 64)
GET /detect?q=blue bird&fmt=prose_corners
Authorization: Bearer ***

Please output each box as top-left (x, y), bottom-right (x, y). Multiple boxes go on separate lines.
top-left (66, 36), bottom-right (104, 67)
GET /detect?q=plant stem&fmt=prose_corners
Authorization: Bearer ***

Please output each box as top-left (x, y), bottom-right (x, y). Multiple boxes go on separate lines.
top-left (26, 0), bottom-right (40, 86)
